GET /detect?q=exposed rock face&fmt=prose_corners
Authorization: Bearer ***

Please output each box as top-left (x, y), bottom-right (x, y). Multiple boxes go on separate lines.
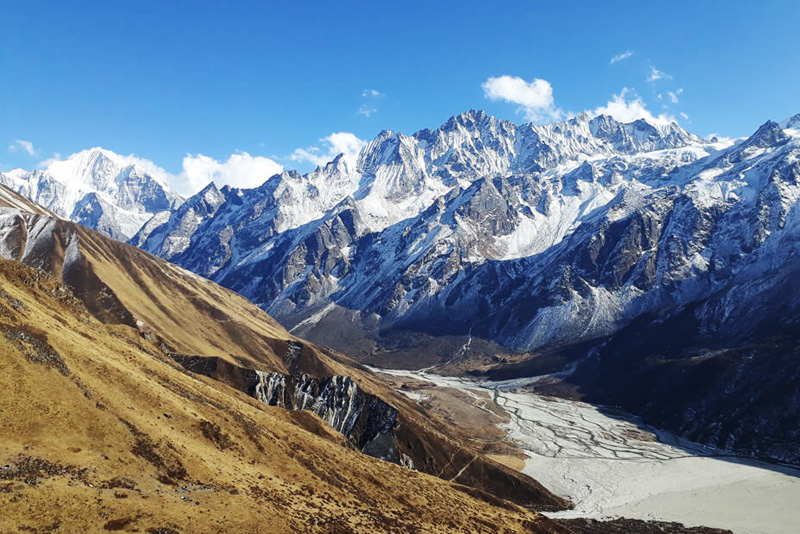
top-left (167, 353), bottom-right (398, 462)
top-left (129, 182), bottom-right (224, 256)
top-left (132, 111), bottom-right (707, 353)
top-left (169, 353), bottom-right (400, 461)
top-left (253, 372), bottom-right (398, 461)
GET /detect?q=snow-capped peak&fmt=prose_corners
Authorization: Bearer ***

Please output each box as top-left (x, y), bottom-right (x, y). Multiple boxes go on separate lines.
top-left (780, 113), bottom-right (800, 131)
top-left (43, 147), bottom-right (172, 190)
top-left (739, 120), bottom-right (789, 150)
top-left (0, 147), bottom-right (183, 240)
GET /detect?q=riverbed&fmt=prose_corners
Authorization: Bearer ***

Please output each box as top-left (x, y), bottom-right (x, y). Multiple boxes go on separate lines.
top-left (371, 367), bottom-right (800, 534)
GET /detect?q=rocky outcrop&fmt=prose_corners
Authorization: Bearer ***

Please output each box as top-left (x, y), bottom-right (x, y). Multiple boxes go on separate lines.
top-left (168, 353), bottom-right (398, 462)
top-left (252, 372), bottom-right (398, 462)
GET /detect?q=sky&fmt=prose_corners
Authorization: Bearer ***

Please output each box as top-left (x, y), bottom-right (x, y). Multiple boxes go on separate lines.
top-left (2, 0), bottom-right (799, 194)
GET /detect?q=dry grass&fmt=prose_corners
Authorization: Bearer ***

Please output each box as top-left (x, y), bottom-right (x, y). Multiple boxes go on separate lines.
top-left (62, 222), bottom-right (567, 511)
top-left (0, 259), bottom-right (570, 534)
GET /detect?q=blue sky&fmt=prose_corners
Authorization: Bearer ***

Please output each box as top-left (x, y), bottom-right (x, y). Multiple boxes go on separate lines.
top-left (2, 1), bottom-right (799, 193)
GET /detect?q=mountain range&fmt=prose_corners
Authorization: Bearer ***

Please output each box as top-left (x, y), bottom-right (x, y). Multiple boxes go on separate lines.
top-left (133, 111), bottom-right (800, 355)
top-left (6, 110), bottom-right (800, 467)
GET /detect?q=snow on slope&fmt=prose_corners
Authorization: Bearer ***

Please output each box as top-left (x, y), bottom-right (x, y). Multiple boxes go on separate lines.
top-left (12, 110), bottom-right (796, 368)
top-left (131, 111), bottom-right (800, 361)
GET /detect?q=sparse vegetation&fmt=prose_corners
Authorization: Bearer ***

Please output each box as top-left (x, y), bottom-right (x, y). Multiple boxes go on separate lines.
top-left (0, 256), bottom-right (563, 533)
top-left (1, 326), bottom-right (70, 376)
top-left (198, 420), bottom-right (234, 450)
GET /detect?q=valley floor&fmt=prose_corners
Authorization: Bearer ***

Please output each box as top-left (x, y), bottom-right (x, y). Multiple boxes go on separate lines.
top-left (371, 367), bottom-right (800, 534)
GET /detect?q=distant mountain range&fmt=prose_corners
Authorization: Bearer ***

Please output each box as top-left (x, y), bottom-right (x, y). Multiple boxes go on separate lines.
top-left (133, 110), bottom-right (800, 359)
top-left (5, 110), bottom-right (800, 464)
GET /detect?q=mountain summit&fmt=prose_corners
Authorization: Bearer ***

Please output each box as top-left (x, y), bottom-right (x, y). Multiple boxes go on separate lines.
top-left (0, 148), bottom-right (183, 240)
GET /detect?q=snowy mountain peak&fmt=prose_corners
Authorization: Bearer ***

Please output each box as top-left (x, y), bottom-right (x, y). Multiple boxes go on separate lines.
top-left (49, 147), bottom-right (175, 189)
top-left (0, 147), bottom-right (183, 240)
top-left (45, 147), bottom-right (123, 190)
top-left (572, 111), bottom-right (593, 123)
top-left (444, 109), bottom-right (503, 130)
top-left (197, 180), bottom-right (221, 197)
top-left (780, 113), bottom-right (800, 131)
top-left (202, 184), bottom-right (226, 210)
top-left (740, 120), bottom-right (789, 150)
top-left (129, 111), bottom-right (800, 378)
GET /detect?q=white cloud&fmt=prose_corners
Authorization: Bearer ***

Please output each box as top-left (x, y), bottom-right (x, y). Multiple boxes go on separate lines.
top-left (592, 88), bottom-right (675, 126)
top-left (36, 152), bottom-right (62, 167)
top-left (119, 154), bottom-right (172, 183)
top-left (680, 112), bottom-right (690, 120)
top-left (36, 148), bottom-right (281, 196)
top-left (647, 65), bottom-right (671, 83)
top-left (8, 140), bottom-right (37, 156)
top-left (291, 132), bottom-right (367, 167)
top-left (667, 88), bottom-right (683, 104)
top-left (481, 75), bottom-right (562, 123)
top-left (175, 152), bottom-right (283, 195)
top-left (357, 104), bottom-right (378, 117)
top-left (358, 88), bottom-right (384, 117)
top-left (610, 50), bottom-right (634, 64)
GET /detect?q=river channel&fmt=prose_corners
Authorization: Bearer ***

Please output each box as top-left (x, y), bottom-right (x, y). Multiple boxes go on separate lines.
top-left (371, 367), bottom-right (800, 534)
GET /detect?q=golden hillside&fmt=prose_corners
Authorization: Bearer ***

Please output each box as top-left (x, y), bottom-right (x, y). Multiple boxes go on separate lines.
top-left (0, 258), bottom-right (569, 533)
top-left (0, 185), bottom-right (571, 532)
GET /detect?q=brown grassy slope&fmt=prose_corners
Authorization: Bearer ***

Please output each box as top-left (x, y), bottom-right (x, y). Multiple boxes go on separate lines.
top-left (0, 186), bottom-right (569, 511)
top-left (0, 259), bottom-right (572, 534)
top-left (0, 186), bottom-right (55, 216)
top-left (72, 224), bottom-right (569, 511)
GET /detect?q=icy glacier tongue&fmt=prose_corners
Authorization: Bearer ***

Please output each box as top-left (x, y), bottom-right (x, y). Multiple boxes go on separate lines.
top-left (0, 148), bottom-right (183, 240)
